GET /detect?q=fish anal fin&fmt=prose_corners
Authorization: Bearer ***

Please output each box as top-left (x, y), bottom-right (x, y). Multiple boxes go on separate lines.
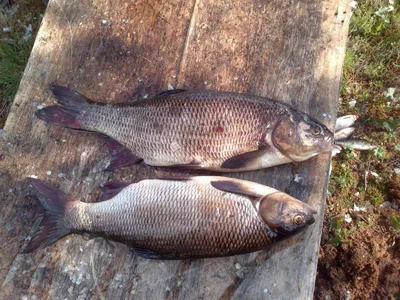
top-left (156, 89), bottom-right (186, 97)
top-left (221, 150), bottom-right (267, 169)
top-left (103, 137), bottom-right (142, 171)
top-left (100, 181), bottom-right (130, 201)
top-left (130, 248), bottom-right (177, 260)
top-left (159, 160), bottom-right (204, 171)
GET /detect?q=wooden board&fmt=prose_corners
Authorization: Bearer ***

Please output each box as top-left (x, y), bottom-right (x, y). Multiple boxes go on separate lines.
top-left (0, 0), bottom-right (351, 298)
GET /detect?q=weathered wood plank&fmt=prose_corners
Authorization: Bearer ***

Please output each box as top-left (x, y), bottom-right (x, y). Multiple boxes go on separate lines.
top-left (0, 0), bottom-right (351, 299)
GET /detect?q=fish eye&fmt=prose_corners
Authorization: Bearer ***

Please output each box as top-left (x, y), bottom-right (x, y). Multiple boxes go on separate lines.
top-left (310, 125), bottom-right (322, 135)
top-left (293, 214), bottom-right (305, 225)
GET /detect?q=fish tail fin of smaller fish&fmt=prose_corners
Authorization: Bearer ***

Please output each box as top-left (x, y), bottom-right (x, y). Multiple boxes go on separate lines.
top-left (35, 85), bottom-right (90, 130)
top-left (22, 178), bottom-right (76, 253)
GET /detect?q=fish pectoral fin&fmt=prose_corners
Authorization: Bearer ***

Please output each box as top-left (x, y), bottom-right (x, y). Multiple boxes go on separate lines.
top-left (100, 181), bottom-right (131, 201)
top-left (155, 89), bottom-right (186, 97)
top-left (103, 137), bottom-right (142, 171)
top-left (221, 150), bottom-right (267, 169)
top-left (130, 248), bottom-right (176, 260)
top-left (210, 178), bottom-right (278, 199)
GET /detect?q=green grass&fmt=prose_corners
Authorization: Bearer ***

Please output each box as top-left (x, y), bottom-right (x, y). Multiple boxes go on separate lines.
top-left (0, 0), bottom-right (44, 122)
top-left (348, 1), bottom-right (399, 72)
top-left (328, 217), bottom-right (351, 246)
top-left (367, 185), bottom-right (386, 206)
top-left (330, 162), bottom-right (356, 191)
top-left (343, 0), bottom-right (399, 106)
top-left (328, 0), bottom-right (400, 217)
top-left (0, 33), bottom-right (33, 105)
top-left (391, 215), bottom-right (400, 233)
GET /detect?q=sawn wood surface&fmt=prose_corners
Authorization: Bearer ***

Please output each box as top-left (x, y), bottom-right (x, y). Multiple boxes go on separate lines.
top-left (0, 0), bottom-right (351, 299)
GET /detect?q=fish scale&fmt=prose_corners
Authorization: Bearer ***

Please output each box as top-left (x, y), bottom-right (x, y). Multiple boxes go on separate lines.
top-left (26, 175), bottom-right (316, 259)
top-left (36, 86), bottom-right (334, 171)
top-left (80, 91), bottom-right (274, 168)
top-left (66, 179), bottom-right (271, 258)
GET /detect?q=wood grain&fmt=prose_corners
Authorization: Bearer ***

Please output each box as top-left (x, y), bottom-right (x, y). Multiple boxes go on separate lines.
top-left (0, 0), bottom-right (351, 298)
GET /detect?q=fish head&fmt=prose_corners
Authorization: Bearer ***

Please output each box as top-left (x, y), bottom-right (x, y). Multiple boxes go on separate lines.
top-left (259, 192), bottom-right (317, 235)
top-left (271, 112), bottom-right (334, 161)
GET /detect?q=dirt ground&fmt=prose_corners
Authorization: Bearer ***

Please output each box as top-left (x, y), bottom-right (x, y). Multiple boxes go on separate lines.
top-left (315, 177), bottom-right (400, 300)
top-left (315, 211), bottom-right (400, 299)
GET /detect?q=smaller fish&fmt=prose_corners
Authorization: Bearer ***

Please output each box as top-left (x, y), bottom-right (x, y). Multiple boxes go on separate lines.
top-left (331, 145), bottom-right (342, 157)
top-left (335, 139), bottom-right (377, 151)
top-left (22, 177), bottom-right (317, 259)
top-left (334, 127), bottom-right (356, 141)
top-left (335, 115), bottom-right (359, 131)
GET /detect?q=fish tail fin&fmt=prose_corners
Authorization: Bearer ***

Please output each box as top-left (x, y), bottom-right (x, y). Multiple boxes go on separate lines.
top-left (35, 85), bottom-right (90, 130)
top-left (22, 178), bottom-right (77, 253)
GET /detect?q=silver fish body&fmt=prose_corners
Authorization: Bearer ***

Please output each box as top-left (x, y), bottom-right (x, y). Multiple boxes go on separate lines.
top-left (36, 86), bottom-right (334, 172)
top-left (335, 115), bottom-right (359, 131)
top-left (335, 139), bottom-right (377, 150)
top-left (331, 144), bottom-right (342, 157)
top-left (24, 177), bottom-right (317, 258)
top-left (334, 127), bottom-right (356, 140)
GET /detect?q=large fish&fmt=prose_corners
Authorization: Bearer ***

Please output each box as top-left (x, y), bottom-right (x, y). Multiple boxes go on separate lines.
top-left (36, 86), bottom-right (334, 172)
top-left (23, 177), bottom-right (317, 259)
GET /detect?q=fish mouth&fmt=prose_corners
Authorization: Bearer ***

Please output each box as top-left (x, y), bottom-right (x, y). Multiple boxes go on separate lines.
top-left (305, 207), bottom-right (317, 225)
top-left (306, 214), bottom-right (316, 225)
top-left (322, 135), bottom-right (335, 152)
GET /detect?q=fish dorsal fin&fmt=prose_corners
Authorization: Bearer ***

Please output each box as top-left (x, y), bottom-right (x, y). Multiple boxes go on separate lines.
top-left (100, 182), bottom-right (130, 201)
top-left (210, 177), bottom-right (278, 198)
top-left (156, 89), bottom-right (186, 97)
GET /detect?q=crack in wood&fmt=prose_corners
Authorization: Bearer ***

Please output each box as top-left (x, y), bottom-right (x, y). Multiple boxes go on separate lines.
top-left (176, 0), bottom-right (199, 87)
